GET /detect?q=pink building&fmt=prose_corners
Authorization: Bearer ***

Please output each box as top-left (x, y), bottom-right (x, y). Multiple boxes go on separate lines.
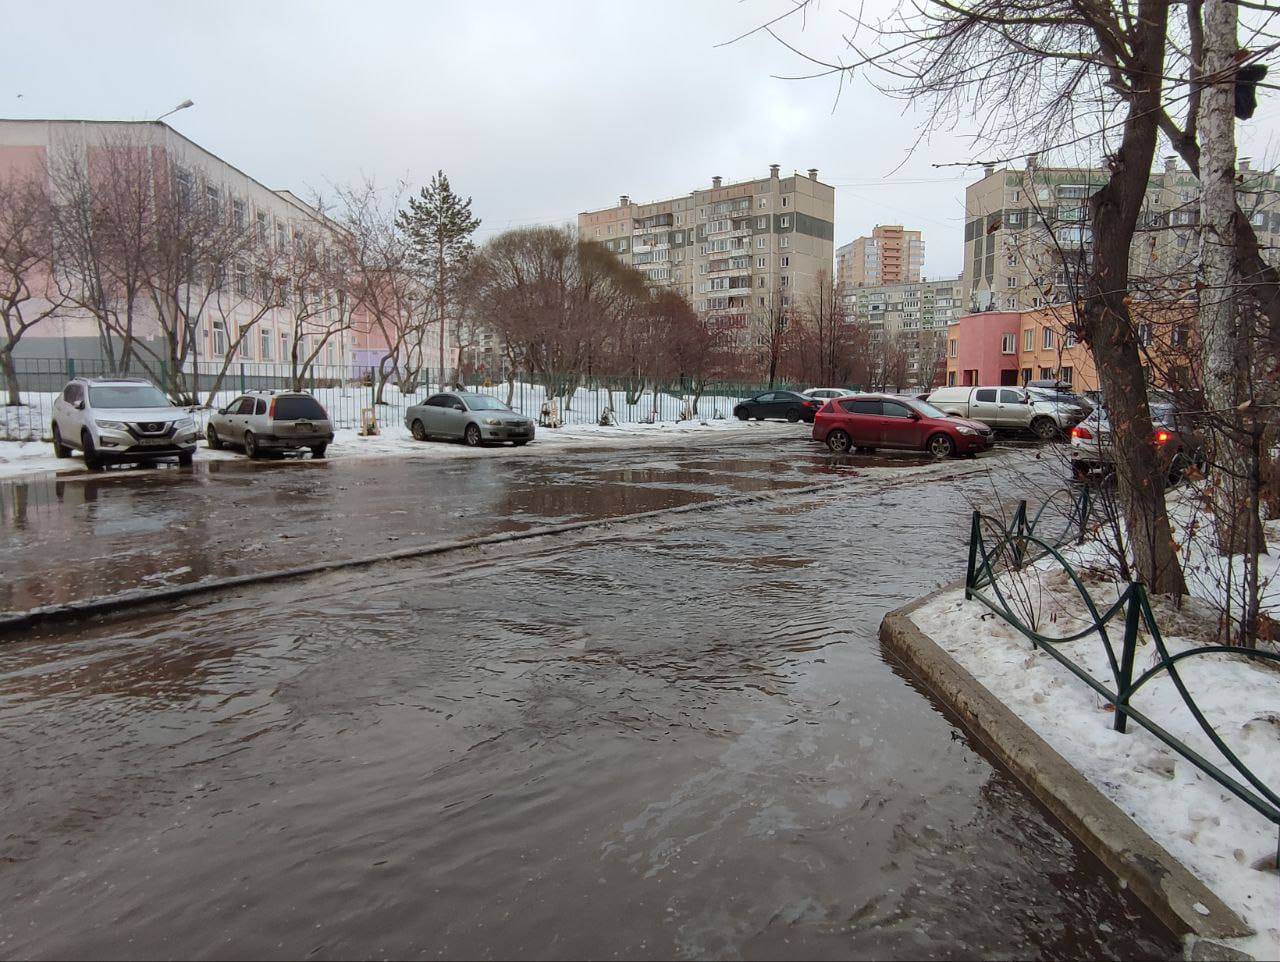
top-left (944, 311), bottom-right (1021, 387)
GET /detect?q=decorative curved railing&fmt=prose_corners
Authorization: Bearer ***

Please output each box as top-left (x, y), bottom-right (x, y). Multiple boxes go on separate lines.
top-left (964, 488), bottom-right (1280, 853)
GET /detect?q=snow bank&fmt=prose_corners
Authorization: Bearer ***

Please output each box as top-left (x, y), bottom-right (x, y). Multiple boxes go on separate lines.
top-left (912, 531), bottom-right (1280, 958)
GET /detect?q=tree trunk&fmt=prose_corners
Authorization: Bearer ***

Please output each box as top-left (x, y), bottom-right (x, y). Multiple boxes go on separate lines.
top-left (1200, 0), bottom-right (1267, 578)
top-left (0, 347), bottom-right (20, 406)
top-left (1081, 0), bottom-right (1187, 596)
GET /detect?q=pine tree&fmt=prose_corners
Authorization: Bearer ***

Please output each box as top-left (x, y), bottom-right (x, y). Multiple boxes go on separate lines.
top-left (396, 171), bottom-right (481, 385)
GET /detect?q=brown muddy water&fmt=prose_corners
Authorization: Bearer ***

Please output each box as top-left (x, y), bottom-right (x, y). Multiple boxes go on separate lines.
top-left (0, 448), bottom-right (1175, 959)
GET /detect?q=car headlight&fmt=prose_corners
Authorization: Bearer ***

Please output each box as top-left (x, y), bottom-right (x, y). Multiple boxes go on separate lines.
top-left (956, 425), bottom-right (977, 436)
top-left (174, 417), bottom-right (195, 430)
top-left (95, 419), bottom-right (128, 431)
top-left (482, 417), bottom-right (502, 426)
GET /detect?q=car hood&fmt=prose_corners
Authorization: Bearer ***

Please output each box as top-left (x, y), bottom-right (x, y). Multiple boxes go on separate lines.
top-left (94, 407), bottom-right (190, 422)
top-left (950, 416), bottom-right (990, 432)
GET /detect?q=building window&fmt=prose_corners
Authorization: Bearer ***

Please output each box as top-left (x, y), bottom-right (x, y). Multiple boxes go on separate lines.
top-left (1042, 327), bottom-right (1054, 350)
top-left (1001, 333), bottom-right (1016, 354)
top-left (781, 196), bottom-right (790, 208)
top-left (780, 215), bottom-right (791, 228)
top-left (756, 237), bottom-right (766, 249)
top-left (1138, 322), bottom-right (1153, 346)
top-left (756, 216), bottom-right (766, 229)
top-left (756, 256), bottom-right (766, 268)
top-left (233, 199), bottom-right (247, 229)
top-left (948, 338), bottom-right (958, 358)
top-left (1022, 329), bottom-right (1033, 352)
top-left (698, 207), bottom-right (706, 220)
top-left (213, 321), bottom-right (227, 356)
top-left (260, 328), bottom-right (271, 360)
top-left (235, 262), bottom-right (249, 296)
top-left (780, 255), bottom-right (790, 268)
top-left (1005, 296), bottom-right (1016, 309)
top-left (1065, 330), bottom-right (1077, 347)
top-left (1021, 367), bottom-right (1032, 383)
top-left (780, 275), bottom-right (790, 287)
top-left (947, 371), bottom-right (957, 386)
top-left (1007, 276), bottom-right (1017, 288)
top-left (757, 276), bottom-right (766, 288)
top-left (240, 329), bottom-right (252, 359)
top-left (759, 196), bottom-right (769, 208)
top-left (281, 332), bottom-right (288, 360)
top-left (1060, 366), bottom-right (1073, 385)
top-left (780, 236), bottom-right (790, 249)
top-left (1040, 366), bottom-right (1055, 379)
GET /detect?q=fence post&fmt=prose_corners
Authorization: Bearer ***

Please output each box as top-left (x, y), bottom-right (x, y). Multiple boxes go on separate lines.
top-left (965, 510), bottom-right (981, 600)
top-left (239, 363), bottom-right (245, 393)
top-left (1113, 584), bottom-right (1143, 733)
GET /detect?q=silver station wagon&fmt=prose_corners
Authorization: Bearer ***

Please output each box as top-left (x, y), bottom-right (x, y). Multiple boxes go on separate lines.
top-left (404, 392), bottom-right (535, 447)
top-left (206, 390), bottom-right (334, 459)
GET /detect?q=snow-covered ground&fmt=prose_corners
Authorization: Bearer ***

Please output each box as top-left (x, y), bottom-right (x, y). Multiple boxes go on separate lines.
top-left (912, 509), bottom-right (1280, 959)
top-left (0, 417), bottom-right (803, 481)
top-left (2, 379), bottom-right (761, 443)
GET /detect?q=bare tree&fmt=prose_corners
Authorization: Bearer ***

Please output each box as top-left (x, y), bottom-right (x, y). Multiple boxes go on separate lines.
top-left (0, 166), bottom-right (64, 405)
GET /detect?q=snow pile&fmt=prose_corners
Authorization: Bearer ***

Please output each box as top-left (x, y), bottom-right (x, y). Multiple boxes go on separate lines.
top-left (912, 532), bottom-right (1280, 958)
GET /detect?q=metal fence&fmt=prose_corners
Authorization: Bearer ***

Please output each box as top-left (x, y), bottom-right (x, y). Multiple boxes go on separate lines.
top-left (964, 488), bottom-right (1280, 850)
top-left (1, 357), bottom-right (810, 442)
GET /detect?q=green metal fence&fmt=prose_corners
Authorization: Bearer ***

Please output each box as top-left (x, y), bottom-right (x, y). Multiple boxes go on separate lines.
top-left (965, 488), bottom-right (1280, 853)
top-left (1, 358), bottom-right (810, 442)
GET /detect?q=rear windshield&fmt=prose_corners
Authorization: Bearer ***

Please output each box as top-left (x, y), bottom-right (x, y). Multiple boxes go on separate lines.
top-left (273, 396), bottom-right (327, 420)
top-left (89, 384), bottom-right (171, 408)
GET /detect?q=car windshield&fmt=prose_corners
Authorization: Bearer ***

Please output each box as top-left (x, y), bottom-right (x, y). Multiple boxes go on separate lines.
top-left (88, 384), bottom-right (172, 408)
top-left (273, 396), bottom-right (327, 420)
top-left (464, 395), bottom-right (511, 412)
top-left (911, 399), bottom-right (949, 419)
top-left (1091, 404), bottom-right (1175, 429)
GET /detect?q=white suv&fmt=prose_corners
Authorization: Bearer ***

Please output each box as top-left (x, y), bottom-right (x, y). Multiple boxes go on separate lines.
top-left (51, 377), bottom-right (198, 471)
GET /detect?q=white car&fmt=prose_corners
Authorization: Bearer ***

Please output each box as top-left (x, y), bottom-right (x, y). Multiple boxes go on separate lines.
top-left (803, 387), bottom-right (857, 400)
top-left (51, 376), bottom-right (198, 471)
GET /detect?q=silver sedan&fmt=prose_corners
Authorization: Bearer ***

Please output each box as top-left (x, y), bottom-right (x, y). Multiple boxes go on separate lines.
top-left (404, 392), bottom-right (536, 447)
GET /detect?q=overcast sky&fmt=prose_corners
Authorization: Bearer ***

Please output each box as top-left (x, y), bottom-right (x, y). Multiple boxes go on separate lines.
top-left (7, 0), bottom-right (1280, 280)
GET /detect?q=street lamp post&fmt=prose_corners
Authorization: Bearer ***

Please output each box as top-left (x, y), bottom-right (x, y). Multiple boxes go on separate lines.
top-left (155, 99), bottom-right (194, 122)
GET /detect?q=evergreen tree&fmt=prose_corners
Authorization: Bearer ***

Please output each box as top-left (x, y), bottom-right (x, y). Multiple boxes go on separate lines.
top-left (396, 170), bottom-right (481, 384)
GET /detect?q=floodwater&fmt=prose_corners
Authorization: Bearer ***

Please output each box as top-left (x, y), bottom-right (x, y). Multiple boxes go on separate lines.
top-left (0, 448), bottom-right (1175, 959)
top-left (0, 437), bottom-right (932, 612)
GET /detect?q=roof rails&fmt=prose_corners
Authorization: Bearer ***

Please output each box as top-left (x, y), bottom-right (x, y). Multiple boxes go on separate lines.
top-left (75, 374), bottom-right (154, 383)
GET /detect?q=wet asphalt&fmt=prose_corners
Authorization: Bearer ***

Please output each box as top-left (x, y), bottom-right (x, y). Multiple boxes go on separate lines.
top-left (0, 436), bottom-right (1175, 960)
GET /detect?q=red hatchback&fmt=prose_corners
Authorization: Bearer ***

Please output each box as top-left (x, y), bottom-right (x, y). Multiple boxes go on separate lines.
top-left (812, 394), bottom-right (994, 458)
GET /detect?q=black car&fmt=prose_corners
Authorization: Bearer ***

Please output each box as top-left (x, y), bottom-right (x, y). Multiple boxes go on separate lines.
top-left (733, 390), bottom-right (822, 423)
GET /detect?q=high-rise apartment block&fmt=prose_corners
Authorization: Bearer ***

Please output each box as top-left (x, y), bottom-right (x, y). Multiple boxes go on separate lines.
top-left (835, 225), bottom-right (923, 289)
top-left (841, 275), bottom-right (962, 388)
top-left (960, 157), bottom-right (1280, 313)
top-left (578, 167), bottom-right (834, 346)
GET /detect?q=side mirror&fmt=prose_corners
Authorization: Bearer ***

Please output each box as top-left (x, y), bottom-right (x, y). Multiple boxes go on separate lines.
top-left (910, 412), bottom-right (922, 421)
top-left (74, 399), bottom-right (85, 411)
top-left (216, 408), bottom-right (227, 416)
top-left (1023, 396), bottom-right (1032, 404)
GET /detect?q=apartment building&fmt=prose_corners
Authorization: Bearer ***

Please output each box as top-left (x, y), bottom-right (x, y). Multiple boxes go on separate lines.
top-left (0, 119), bottom-right (403, 373)
top-left (841, 275), bottom-right (961, 387)
top-left (578, 166), bottom-right (835, 348)
top-left (960, 156), bottom-right (1280, 313)
top-left (835, 225), bottom-right (924, 289)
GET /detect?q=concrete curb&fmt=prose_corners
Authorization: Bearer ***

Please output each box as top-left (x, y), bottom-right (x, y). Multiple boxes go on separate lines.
top-left (879, 584), bottom-right (1254, 959)
top-left (1, 454), bottom-right (1010, 639)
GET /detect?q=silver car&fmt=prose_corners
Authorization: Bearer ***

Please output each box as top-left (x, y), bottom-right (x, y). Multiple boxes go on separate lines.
top-left (404, 392), bottom-right (535, 447)
top-left (51, 376), bottom-right (198, 471)
top-left (206, 390), bottom-right (334, 459)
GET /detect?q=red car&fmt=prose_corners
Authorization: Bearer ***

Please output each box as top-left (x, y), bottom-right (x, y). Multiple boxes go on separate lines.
top-left (812, 394), bottom-right (995, 457)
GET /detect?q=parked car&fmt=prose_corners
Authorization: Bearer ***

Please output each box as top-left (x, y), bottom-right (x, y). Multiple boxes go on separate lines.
top-left (733, 390), bottom-right (822, 423)
top-left (1068, 402), bottom-right (1206, 484)
top-left (51, 376), bottom-right (198, 471)
top-left (803, 387), bottom-right (856, 400)
top-left (926, 385), bottom-right (1067, 440)
top-left (813, 393), bottom-right (994, 458)
top-left (206, 390), bottom-right (334, 459)
top-left (1025, 381), bottom-right (1093, 415)
top-left (404, 392), bottom-right (535, 446)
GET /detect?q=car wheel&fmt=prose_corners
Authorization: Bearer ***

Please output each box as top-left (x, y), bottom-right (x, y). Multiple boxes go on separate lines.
top-left (734, 407), bottom-right (748, 421)
top-left (244, 431), bottom-right (261, 459)
top-left (81, 430), bottom-right (104, 471)
top-left (826, 429), bottom-right (853, 454)
top-left (1031, 416), bottom-right (1058, 441)
top-left (464, 423), bottom-right (482, 447)
top-left (311, 444), bottom-right (327, 459)
top-left (51, 423), bottom-right (70, 458)
top-left (786, 407), bottom-right (802, 423)
top-left (178, 451), bottom-right (194, 467)
top-left (926, 433), bottom-right (956, 459)
top-left (411, 419), bottom-right (429, 441)
top-left (206, 424), bottom-right (223, 450)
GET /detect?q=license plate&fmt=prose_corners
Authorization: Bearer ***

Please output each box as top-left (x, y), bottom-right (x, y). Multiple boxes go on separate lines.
top-left (137, 437), bottom-right (170, 446)
top-left (295, 422), bottom-right (312, 432)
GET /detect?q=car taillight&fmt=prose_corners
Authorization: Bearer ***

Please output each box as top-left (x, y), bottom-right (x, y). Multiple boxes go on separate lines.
top-left (1072, 425), bottom-right (1092, 440)
top-left (267, 398), bottom-right (276, 419)
top-left (805, 400), bottom-right (819, 408)
top-left (1155, 429), bottom-right (1171, 444)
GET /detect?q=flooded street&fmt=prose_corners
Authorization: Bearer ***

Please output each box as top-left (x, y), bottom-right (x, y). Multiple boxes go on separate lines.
top-left (0, 442), bottom-right (1176, 960)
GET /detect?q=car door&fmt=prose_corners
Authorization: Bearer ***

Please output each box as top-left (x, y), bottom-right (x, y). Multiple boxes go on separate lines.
top-left (435, 394), bottom-right (466, 438)
top-left (420, 394), bottom-right (447, 434)
top-left (770, 392), bottom-right (796, 419)
top-left (998, 388), bottom-right (1029, 429)
top-left (968, 388), bottom-right (998, 426)
top-left (880, 399), bottom-right (923, 449)
top-left (748, 393), bottom-right (772, 418)
top-left (840, 397), bottom-right (881, 446)
top-left (225, 397), bottom-right (253, 441)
